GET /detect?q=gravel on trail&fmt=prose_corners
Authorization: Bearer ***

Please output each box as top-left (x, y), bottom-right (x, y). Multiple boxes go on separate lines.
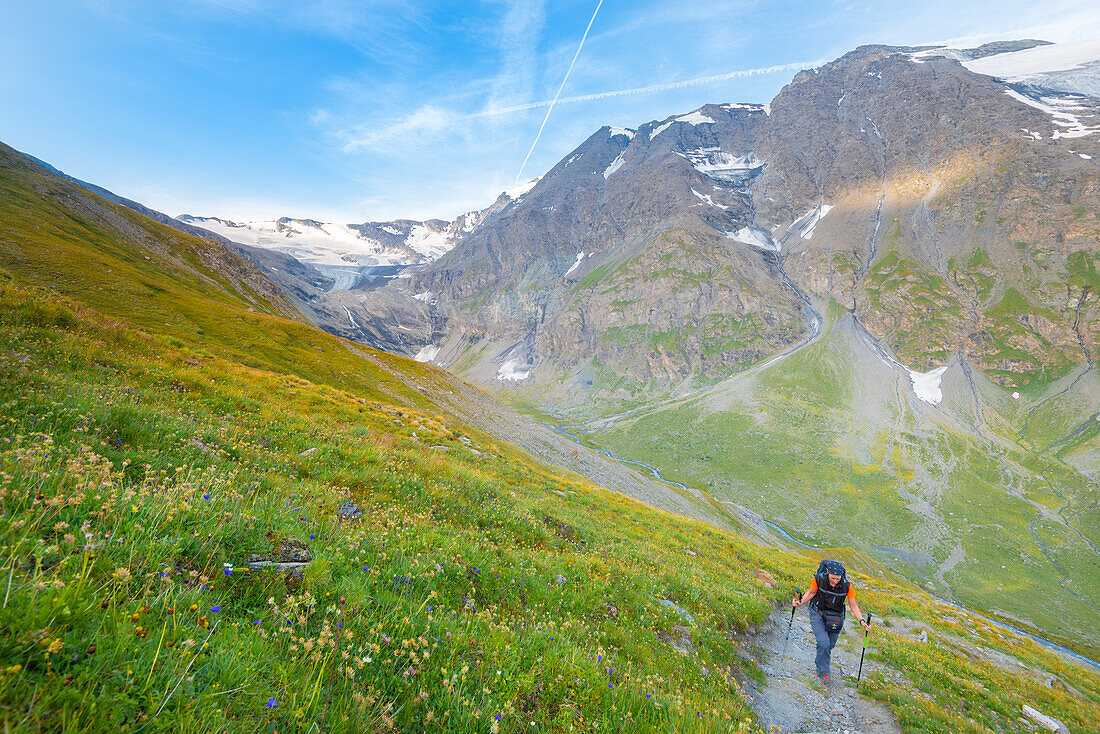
top-left (739, 607), bottom-right (901, 734)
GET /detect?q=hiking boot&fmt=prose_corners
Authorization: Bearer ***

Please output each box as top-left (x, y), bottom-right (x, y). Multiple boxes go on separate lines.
top-left (820, 673), bottom-right (829, 683)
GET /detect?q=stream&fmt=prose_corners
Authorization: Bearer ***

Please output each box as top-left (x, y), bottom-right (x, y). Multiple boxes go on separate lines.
top-left (539, 421), bottom-right (1100, 672)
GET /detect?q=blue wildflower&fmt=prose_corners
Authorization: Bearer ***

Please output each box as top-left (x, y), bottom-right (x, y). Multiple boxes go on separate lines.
top-left (266, 697), bottom-right (278, 709)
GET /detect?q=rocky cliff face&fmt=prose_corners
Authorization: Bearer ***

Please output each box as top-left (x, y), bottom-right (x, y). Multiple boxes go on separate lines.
top-left (752, 43), bottom-right (1099, 386)
top-left (347, 41), bottom-right (1100, 408)
top-left (358, 105), bottom-right (814, 409)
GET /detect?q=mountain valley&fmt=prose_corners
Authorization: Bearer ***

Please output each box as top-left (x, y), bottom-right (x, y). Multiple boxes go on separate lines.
top-left (1, 35), bottom-right (1098, 733)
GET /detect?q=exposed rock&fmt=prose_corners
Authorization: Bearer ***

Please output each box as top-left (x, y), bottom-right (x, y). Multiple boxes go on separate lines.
top-left (656, 598), bottom-right (696, 625)
top-left (248, 537), bottom-right (312, 565)
top-left (753, 569), bottom-right (778, 588)
top-left (657, 624), bottom-right (694, 656)
top-left (542, 515), bottom-right (584, 545)
top-left (247, 561), bottom-right (310, 573)
top-left (337, 501), bottom-right (363, 521)
top-left (1022, 705), bottom-right (1070, 733)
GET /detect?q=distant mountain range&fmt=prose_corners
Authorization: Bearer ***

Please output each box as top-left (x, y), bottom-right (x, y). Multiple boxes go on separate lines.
top-left (328, 38), bottom-right (1099, 650)
top-left (5, 38), bottom-right (1099, 651)
top-left (339, 39), bottom-right (1099, 412)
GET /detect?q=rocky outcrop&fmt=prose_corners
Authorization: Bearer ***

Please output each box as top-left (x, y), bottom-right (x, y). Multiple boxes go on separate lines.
top-left (751, 45), bottom-right (1098, 386)
top-left (347, 41), bottom-right (1098, 402)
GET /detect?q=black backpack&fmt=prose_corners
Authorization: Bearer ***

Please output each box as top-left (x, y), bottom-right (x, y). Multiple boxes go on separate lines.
top-left (813, 559), bottom-right (849, 631)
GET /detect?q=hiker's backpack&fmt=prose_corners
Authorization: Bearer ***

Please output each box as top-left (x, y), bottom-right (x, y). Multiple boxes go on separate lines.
top-left (813, 559), bottom-right (849, 632)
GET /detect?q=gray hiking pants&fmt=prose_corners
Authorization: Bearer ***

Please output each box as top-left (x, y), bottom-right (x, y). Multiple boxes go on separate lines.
top-left (809, 607), bottom-right (840, 676)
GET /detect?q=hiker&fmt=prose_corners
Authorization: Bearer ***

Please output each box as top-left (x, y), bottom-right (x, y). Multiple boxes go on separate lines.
top-left (792, 559), bottom-right (871, 682)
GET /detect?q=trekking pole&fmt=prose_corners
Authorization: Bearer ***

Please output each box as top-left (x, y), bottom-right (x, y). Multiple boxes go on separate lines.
top-left (857, 612), bottom-right (873, 682)
top-left (782, 589), bottom-right (799, 659)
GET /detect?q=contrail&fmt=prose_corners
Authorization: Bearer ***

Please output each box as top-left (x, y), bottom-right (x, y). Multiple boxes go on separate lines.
top-left (515, 0), bottom-right (603, 183)
top-left (479, 60), bottom-right (822, 120)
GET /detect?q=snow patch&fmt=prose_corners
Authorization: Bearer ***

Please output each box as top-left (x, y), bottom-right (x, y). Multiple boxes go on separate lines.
top-left (1003, 88), bottom-right (1099, 139)
top-left (603, 151), bottom-right (626, 179)
top-left (962, 40), bottom-right (1100, 85)
top-left (405, 225), bottom-right (451, 259)
top-left (564, 252), bottom-right (588, 276)
top-left (505, 178), bottom-right (538, 200)
top-left (675, 111), bottom-right (715, 125)
top-left (414, 345), bottom-right (440, 363)
top-left (1012, 391), bottom-right (1021, 400)
top-left (412, 291), bottom-right (433, 302)
top-left (908, 365), bottom-right (948, 405)
top-left (178, 216), bottom-right (427, 268)
top-left (1079, 152), bottom-right (1093, 159)
top-left (342, 305), bottom-right (359, 329)
top-left (496, 359), bottom-right (532, 381)
top-left (674, 148), bottom-right (766, 183)
top-left (691, 189), bottom-right (728, 209)
top-left (726, 227), bottom-right (778, 252)
top-left (608, 126), bottom-right (635, 140)
top-left (787, 204), bottom-right (834, 240)
top-left (649, 121), bottom-right (673, 140)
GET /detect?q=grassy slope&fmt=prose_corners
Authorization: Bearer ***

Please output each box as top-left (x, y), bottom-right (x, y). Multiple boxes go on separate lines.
top-left (590, 311), bottom-right (1100, 658)
top-left (0, 150), bottom-right (1097, 732)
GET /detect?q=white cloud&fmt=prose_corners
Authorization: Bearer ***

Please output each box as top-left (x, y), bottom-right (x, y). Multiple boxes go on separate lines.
top-left (468, 59), bottom-right (821, 119)
top-left (339, 105), bottom-right (460, 153)
top-left (487, 0), bottom-right (546, 111)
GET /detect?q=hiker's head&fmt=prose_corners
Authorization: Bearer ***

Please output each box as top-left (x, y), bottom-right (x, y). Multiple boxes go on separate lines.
top-left (820, 559), bottom-right (845, 586)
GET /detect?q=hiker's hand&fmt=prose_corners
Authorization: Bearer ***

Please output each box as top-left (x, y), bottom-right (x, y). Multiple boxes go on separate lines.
top-left (860, 618), bottom-right (871, 631)
top-left (791, 595), bottom-right (800, 607)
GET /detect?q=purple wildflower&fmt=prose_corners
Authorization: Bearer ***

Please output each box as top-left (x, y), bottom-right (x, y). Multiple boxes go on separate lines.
top-left (266, 697), bottom-right (278, 709)
top-left (211, 605), bottom-right (221, 613)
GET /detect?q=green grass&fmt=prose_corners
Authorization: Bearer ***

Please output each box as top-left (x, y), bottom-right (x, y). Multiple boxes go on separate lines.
top-left (589, 313), bottom-right (1100, 660)
top-left (1, 144), bottom-right (1098, 733)
top-left (0, 277), bottom-right (792, 732)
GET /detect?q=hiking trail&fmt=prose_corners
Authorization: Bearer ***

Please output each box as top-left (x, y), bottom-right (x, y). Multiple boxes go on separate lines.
top-left (739, 607), bottom-right (901, 734)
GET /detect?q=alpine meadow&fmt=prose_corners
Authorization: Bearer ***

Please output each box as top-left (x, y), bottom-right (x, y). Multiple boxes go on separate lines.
top-left (1, 10), bottom-right (1099, 734)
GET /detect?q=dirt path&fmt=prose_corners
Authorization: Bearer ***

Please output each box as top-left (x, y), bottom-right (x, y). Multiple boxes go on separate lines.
top-left (739, 607), bottom-right (902, 734)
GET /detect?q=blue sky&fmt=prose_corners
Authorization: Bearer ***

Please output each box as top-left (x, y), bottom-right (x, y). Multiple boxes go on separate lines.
top-left (2, 0), bottom-right (1098, 223)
